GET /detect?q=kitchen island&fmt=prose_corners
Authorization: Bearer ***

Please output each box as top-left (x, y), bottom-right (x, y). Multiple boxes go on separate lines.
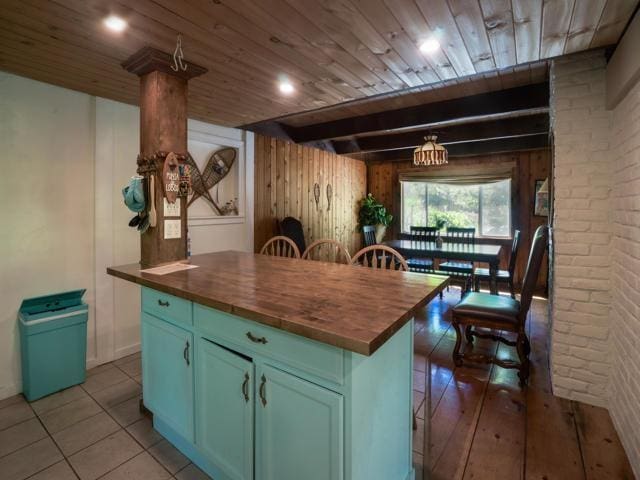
top-left (108, 251), bottom-right (447, 480)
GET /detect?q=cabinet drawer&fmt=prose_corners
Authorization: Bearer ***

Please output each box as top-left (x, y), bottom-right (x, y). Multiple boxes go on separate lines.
top-left (194, 305), bottom-right (344, 385)
top-left (142, 288), bottom-right (192, 327)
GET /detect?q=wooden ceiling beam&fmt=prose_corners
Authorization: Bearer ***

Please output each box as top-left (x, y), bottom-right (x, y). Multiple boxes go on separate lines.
top-left (332, 113), bottom-right (549, 154)
top-left (284, 82), bottom-right (549, 143)
top-left (361, 133), bottom-right (549, 162)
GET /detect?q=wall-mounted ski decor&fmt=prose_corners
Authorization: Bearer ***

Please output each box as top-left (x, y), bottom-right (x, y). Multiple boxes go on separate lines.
top-left (313, 183), bottom-right (321, 210)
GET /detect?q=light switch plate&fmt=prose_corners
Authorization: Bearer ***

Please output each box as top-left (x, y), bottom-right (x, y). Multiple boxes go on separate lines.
top-left (164, 219), bottom-right (181, 239)
top-left (164, 198), bottom-right (181, 217)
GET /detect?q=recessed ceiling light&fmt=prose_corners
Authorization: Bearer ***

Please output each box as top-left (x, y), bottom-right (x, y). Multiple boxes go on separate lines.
top-left (279, 81), bottom-right (294, 95)
top-left (419, 37), bottom-right (440, 54)
top-left (104, 15), bottom-right (127, 33)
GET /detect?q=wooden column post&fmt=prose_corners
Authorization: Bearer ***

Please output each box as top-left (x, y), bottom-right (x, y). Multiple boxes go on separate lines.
top-left (122, 47), bottom-right (207, 267)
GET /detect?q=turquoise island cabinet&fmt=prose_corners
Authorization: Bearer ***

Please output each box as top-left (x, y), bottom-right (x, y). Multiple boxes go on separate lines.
top-left (108, 252), bottom-right (447, 480)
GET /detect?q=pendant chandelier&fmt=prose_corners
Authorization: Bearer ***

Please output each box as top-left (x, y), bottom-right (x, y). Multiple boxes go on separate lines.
top-left (413, 134), bottom-right (448, 166)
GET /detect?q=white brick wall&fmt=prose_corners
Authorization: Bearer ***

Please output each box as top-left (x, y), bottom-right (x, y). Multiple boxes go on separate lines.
top-left (550, 51), bottom-right (613, 407)
top-left (552, 50), bottom-right (640, 476)
top-left (610, 75), bottom-right (640, 474)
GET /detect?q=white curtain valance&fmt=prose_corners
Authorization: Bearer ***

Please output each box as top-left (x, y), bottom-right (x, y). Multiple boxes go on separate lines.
top-left (398, 167), bottom-right (513, 185)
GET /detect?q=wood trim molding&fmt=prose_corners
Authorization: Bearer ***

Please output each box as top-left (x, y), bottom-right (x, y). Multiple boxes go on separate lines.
top-left (283, 83), bottom-right (550, 143)
top-left (122, 46), bottom-right (208, 80)
top-left (333, 114), bottom-right (550, 154)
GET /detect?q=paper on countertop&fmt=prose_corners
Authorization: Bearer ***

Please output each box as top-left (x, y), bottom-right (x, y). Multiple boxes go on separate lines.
top-left (140, 262), bottom-right (199, 275)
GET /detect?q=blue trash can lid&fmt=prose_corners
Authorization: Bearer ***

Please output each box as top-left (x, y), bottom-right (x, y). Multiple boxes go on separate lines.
top-left (19, 289), bottom-right (86, 315)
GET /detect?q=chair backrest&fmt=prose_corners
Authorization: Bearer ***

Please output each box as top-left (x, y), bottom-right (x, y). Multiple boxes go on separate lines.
top-left (260, 236), bottom-right (301, 259)
top-left (350, 245), bottom-right (408, 271)
top-left (507, 230), bottom-right (522, 276)
top-left (409, 226), bottom-right (439, 241)
top-left (279, 217), bottom-right (306, 255)
top-left (302, 239), bottom-right (351, 264)
top-left (362, 225), bottom-right (377, 247)
top-left (447, 227), bottom-right (475, 244)
top-left (518, 226), bottom-right (548, 320)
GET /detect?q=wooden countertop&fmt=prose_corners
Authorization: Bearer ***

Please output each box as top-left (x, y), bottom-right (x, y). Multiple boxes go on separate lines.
top-left (107, 251), bottom-right (448, 356)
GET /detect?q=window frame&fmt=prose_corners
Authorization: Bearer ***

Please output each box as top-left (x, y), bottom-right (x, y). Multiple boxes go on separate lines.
top-left (400, 179), bottom-right (512, 238)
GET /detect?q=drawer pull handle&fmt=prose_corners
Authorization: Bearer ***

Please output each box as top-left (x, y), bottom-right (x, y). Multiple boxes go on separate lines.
top-left (183, 341), bottom-right (190, 366)
top-left (242, 373), bottom-right (250, 403)
top-left (259, 375), bottom-right (267, 407)
top-left (158, 299), bottom-right (170, 307)
top-left (246, 332), bottom-right (268, 344)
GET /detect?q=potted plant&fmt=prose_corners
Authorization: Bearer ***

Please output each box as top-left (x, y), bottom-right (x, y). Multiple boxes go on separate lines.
top-left (358, 193), bottom-right (393, 243)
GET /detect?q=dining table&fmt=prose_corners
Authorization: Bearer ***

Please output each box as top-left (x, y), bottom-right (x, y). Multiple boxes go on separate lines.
top-left (383, 239), bottom-right (503, 294)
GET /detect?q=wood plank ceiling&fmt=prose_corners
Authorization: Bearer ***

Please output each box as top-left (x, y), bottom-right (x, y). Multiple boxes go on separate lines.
top-left (0, 0), bottom-right (637, 128)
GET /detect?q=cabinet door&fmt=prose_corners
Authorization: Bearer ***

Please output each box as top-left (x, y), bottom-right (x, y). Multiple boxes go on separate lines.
top-left (197, 339), bottom-right (254, 480)
top-left (256, 365), bottom-right (343, 480)
top-left (142, 313), bottom-right (194, 441)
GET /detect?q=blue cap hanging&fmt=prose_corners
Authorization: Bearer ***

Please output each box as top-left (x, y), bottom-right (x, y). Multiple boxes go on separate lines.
top-left (122, 175), bottom-right (146, 213)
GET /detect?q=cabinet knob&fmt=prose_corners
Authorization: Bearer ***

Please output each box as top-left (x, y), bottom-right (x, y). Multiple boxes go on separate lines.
top-left (158, 299), bottom-right (170, 307)
top-left (246, 332), bottom-right (268, 344)
top-left (259, 374), bottom-right (267, 407)
top-left (242, 373), bottom-right (250, 403)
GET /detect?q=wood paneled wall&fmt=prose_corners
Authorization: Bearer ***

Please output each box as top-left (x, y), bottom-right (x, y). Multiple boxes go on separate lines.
top-left (254, 134), bottom-right (367, 256)
top-left (367, 149), bottom-right (551, 287)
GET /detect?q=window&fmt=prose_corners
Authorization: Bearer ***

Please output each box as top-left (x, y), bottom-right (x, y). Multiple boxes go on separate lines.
top-left (401, 179), bottom-right (511, 237)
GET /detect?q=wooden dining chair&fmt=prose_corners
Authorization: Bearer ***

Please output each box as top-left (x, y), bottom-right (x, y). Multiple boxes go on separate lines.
top-left (302, 239), bottom-right (351, 264)
top-left (362, 225), bottom-right (377, 247)
top-left (474, 230), bottom-right (521, 298)
top-left (260, 236), bottom-right (301, 259)
top-left (350, 245), bottom-right (408, 271)
top-left (406, 226), bottom-right (438, 273)
top-left (439, 227), bottom-right (476, 294)
top-left (451, 226), bottom-right (548, 386)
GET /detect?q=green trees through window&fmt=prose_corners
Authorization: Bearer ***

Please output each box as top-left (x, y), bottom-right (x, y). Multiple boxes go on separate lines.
top-left (401, 179), bottom-right (511, 237)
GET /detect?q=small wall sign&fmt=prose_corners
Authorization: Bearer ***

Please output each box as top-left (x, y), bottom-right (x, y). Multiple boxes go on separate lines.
top-left (163, 152), bottom-right (180, 204)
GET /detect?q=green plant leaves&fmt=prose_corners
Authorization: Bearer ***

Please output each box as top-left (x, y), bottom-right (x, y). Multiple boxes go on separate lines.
top-left (357, 193), bottom-right (393, 231)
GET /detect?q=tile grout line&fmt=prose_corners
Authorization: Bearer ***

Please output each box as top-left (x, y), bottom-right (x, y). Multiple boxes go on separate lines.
top-left (26, 355), bottom-right (143, 477)
top-left (77, 360), bottom-right (179, 478)
top-left (22, 398), bottom-right (76, 479)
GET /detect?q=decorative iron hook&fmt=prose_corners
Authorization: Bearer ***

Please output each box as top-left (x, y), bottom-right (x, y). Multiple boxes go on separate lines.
top-left (171, 34), bottom-right (188, 72)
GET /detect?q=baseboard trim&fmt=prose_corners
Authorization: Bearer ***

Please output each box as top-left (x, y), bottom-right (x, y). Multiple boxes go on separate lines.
top-left (0, 382), bottom-right (22, 401)
top-left (114, 343), bottom-right (141, 361)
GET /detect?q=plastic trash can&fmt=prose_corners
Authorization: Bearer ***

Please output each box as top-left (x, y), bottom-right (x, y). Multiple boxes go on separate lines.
top-left (19, 289), bottom-right (89, 401)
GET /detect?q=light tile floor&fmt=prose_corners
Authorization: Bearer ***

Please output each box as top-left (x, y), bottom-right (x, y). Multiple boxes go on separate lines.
top-left (0, 352), bottom-right (211, 480)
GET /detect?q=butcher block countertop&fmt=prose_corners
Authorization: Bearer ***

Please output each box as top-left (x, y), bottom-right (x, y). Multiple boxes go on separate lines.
top-left (107, 251), bottom-right (449, 356)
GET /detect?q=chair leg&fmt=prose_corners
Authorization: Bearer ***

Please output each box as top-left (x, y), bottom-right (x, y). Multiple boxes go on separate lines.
top-left (452, 319), bottom-right (463, 367)
top-left (523, 334), bottom-right (531, 357)
top-left (474, 276), bottom-right (480, 292)
top-left (509, 279), bottom-right (516, 299)
top-left (516, 332), bottom-right (530, 387)
top-left (412, 408), bottom-right (417, 431)
top-left (465, 325), bottom-right (474, 344)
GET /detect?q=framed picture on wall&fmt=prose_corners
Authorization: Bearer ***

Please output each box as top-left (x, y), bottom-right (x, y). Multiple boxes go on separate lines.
top-left (186, 124), bottom-right (246, 226)
top-left (534, 178), bottom-right (549, 217)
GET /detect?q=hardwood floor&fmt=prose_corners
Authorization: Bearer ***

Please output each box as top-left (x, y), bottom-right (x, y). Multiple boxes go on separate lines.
top-left (412, 289), bottom-right (634, 480)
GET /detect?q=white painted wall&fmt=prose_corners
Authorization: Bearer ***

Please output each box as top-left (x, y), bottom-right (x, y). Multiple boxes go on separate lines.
top-left (0, 72), bottom-right (254, 399)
